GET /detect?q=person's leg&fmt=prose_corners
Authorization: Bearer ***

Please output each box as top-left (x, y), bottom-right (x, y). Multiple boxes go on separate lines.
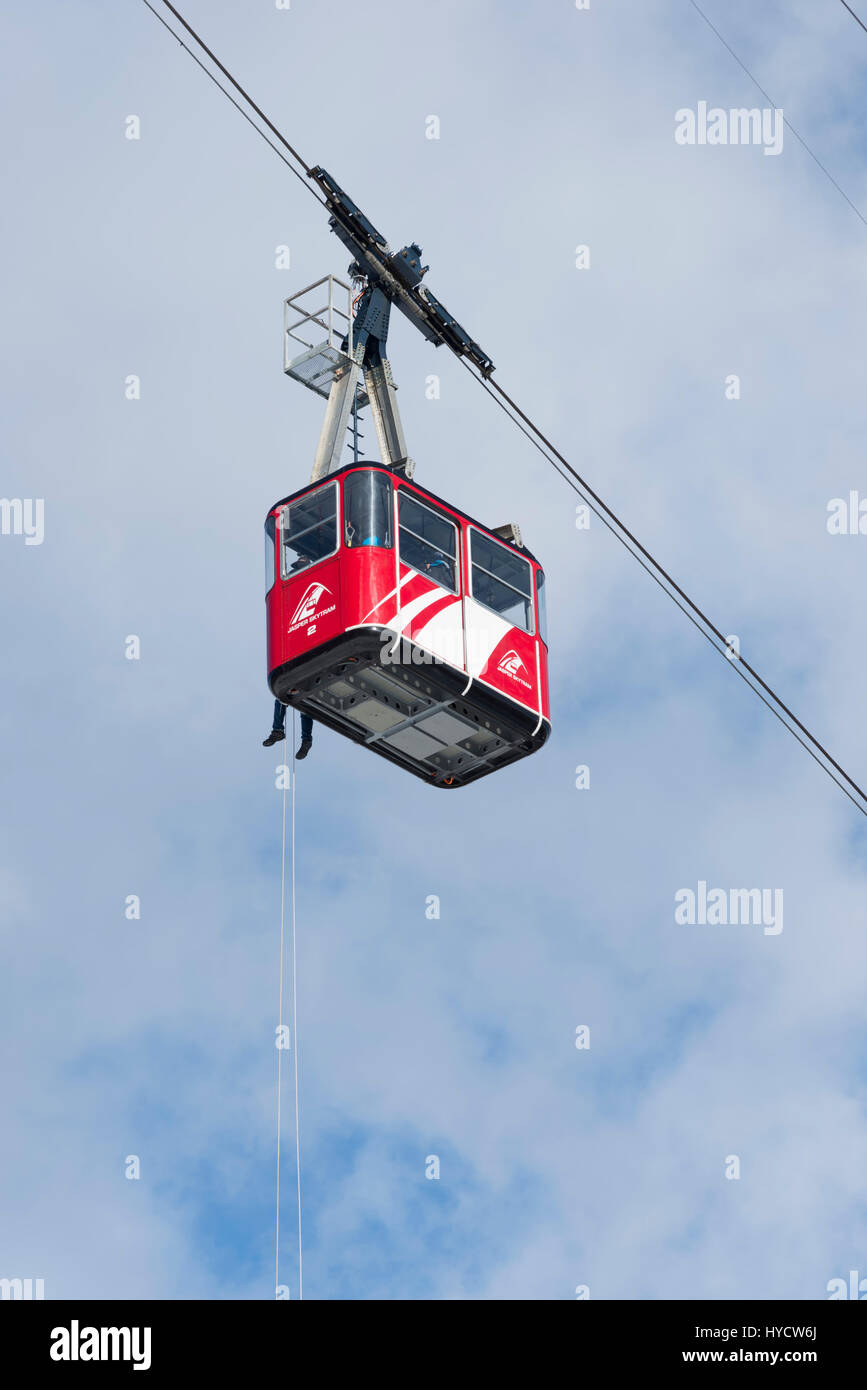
top-left (262, 699), bottom-right (287, 747)
top-left (296, 712), bottom-right (314, 760)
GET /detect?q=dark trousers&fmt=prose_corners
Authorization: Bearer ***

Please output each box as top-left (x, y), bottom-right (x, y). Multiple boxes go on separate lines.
top-left (273, 700), bottom-right (313, 740)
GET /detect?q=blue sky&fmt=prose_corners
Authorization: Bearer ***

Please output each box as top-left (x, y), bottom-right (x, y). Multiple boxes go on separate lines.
top-left (2, 0), bottom-right (867, 1300)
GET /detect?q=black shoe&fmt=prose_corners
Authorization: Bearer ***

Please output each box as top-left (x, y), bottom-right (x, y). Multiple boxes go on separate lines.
top-left (295, 737), bottom-right (313, 760)
top-left (263, 729), bottom-right (286, 747)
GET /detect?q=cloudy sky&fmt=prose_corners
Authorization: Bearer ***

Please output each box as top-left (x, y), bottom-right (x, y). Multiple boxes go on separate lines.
top-left (2, 0), bottom-right (866, 1300)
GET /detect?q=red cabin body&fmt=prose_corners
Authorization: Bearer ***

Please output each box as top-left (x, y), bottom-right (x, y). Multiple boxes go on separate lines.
top-left (266, 463), bottom-right (550, 786)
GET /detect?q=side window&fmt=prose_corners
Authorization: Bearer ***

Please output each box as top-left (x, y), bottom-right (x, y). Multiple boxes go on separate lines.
top-left (344, 470), bottom-right (393, 549)
top-left (280, 482), bottom-right (338, 578)
top-left (470, 530), bottom-right (534, 633)
top-left (536, 569), bottom-right (548, 645)
top-left (398, 492), bottom-right (458, 593)
top-left (264, 513), bottom-right (276, 593)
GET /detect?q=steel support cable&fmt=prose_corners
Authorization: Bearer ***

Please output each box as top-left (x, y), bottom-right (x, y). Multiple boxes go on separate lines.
top-left (689, 0), bottom-right (867, 230)
top-left (153, 0), bottom-right (314, 175)
top-left (462, 362), bottom-right (867, 818)
top-left (141, 0), bottom-right (867, 818)
top-left (140, 1), bottom-right (326, 204)
top-left (840, 0), bottom-right (867, 37)
top-left (478, 367), bottom-right (867, 814)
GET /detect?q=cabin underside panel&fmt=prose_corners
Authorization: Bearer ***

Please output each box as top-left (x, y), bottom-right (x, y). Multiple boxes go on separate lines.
top-left (269, 627), bottom-right (549, 787)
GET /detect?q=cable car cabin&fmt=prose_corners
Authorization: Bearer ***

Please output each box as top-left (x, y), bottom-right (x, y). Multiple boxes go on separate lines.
top-left (265, 464), bottom-right (550, 787)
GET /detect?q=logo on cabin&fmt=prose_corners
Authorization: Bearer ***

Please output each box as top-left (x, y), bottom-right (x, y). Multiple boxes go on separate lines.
top-left (497, 650), bottom-right (525, 678)
top-left (291, 582), bottom-right (332, 625)
top-left (495, 648), bottom-right (532, 691)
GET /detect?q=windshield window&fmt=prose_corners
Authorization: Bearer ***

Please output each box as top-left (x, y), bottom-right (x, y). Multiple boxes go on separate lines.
top-left (345, 470), bottom-right (393, 548)
top-left (470, 530), bottom-right (533, 633)
top-left (398, 491), bottom-right (458, 592)
top-left (280, 482), bottom-right (338, 577)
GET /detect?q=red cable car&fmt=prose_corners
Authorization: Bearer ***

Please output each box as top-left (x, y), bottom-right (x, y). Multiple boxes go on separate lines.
top-left (265, 462), bottom-right (550, 787)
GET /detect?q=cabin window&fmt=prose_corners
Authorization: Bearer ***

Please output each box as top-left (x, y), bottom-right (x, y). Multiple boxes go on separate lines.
top-left (469, 529), bottom-right (534, 633)
top-left (344, 469), bottom-right (393, 549)
top-left (535, 569), bottom-right (548, 645)
top-left (265, 513), bottom-right (276, 593)
top-left (398, 491), bottom-right (458, 593)
top-left (280, 481), bottom-right (338, 578)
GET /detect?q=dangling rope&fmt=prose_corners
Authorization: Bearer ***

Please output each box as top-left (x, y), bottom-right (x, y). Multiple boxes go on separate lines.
top-left (290, 707), bottom-right (303, 1299)
top-left (275, 707), bottom-right (303, 1299)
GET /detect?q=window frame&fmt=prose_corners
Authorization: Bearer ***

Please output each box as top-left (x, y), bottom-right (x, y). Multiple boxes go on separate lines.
top-left (397, 487), bottom-right (460, 595)
top-left (468, 526), bottom-right (535, 636)
top-left (343, 467), bottom-right (394, 550)
top-left (264, 513), bottom-right (277, 594)
top-left (279, 479), bottom-right (340, 581)
top-left (535, 568), bottom-right (548, 647)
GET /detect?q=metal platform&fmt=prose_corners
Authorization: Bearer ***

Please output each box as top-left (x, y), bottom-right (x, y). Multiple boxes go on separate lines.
top-left (283, 275), bottom-right (368, 406)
